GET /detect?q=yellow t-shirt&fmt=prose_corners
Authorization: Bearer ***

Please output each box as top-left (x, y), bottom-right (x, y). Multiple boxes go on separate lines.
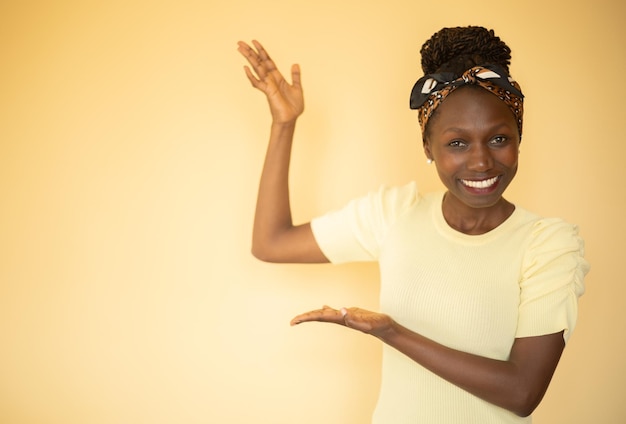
top-left (311, 182), bottom-right (589, 424)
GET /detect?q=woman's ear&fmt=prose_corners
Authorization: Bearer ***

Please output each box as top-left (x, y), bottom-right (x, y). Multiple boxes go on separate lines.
top-left (423, 138), bottom-right (433, 162)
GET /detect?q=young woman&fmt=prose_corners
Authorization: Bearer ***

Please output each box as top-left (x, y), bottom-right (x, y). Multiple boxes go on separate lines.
top-left (237, 26), bottom-right (589, 423)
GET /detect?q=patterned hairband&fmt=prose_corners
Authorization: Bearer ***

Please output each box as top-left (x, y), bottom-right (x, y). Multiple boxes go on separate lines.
top-left (409, 64), bottom-right (525, 137)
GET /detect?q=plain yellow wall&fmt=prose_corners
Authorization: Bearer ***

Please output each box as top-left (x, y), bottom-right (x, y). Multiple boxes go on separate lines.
top-left (1, 1), bottom-right (624, 423)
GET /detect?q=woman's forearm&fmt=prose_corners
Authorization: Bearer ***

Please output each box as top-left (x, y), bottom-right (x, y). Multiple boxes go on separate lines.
top-left (291, 305), bottom-right (564, 415)
top-left (251, 121), bottom-right (296, 260)
top-left (251, 120), bottom-right (327, 263)
top-left (377, 321), bottom-right (564, 417)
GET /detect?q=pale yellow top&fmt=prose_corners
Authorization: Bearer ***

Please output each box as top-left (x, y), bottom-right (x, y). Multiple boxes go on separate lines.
top-left (311, 182), bottom-right (589, 424)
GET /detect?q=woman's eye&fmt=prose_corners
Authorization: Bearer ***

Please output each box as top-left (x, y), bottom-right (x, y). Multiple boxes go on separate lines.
top-left (491, 136), bottom-right (507, 145)
top-left (448, 140), bottom-right (466, 148)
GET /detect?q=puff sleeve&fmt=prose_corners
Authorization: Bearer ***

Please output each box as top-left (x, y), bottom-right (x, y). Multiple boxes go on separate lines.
top-left (517, 218), bottom-right (589, 343)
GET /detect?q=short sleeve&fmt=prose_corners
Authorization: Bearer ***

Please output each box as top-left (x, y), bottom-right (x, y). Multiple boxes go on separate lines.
top-left (310, 182), bottom-right (419, 264)
top-left (517, 218), bottom-right (590, 343)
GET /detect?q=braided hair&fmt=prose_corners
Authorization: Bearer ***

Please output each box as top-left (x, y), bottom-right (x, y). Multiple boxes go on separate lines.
top-left (420, 26), bottom-right (512, 77)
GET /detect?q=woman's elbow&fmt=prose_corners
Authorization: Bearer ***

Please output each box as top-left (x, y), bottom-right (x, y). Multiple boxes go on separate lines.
top-left (513, 404), bottom-right (535, 418)
top-left (251, 243), bottom-right (280, 263)
top-left (251, 237), bottom-right (295, 263)
top-left (510, 388), bottom-right (544, 417)
top-left (251, 236), bottom-right (328, 264)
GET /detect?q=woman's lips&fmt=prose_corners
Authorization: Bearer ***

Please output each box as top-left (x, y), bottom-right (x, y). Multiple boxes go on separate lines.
top-left (460, 175), bottom-right (500, 189)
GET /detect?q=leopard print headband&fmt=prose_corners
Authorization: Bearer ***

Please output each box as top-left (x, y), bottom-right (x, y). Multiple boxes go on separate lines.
top-left (409, 64), bottom-right (524, 137)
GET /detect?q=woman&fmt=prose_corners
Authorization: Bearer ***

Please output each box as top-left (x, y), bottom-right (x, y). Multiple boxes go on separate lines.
top-left (237, 26), bottom-right (588, 423)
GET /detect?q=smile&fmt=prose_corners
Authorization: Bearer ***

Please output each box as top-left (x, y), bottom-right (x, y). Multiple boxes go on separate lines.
top-left (461, 176), bottom-right (500, 189)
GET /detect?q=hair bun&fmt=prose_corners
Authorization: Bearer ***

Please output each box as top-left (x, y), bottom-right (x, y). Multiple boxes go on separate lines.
top-left (420, 26), bottom-right (512, 75)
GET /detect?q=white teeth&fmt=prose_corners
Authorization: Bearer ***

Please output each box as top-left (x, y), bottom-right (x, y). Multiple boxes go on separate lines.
top-left (461, 176), bottom-right (499, 189)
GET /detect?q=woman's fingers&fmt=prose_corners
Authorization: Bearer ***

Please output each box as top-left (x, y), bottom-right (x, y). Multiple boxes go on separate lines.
top-left (238, 40), bottom-right (302, 93)
top-left (237, 40), bottom-right (280, 83)
top-left (237, 40), bottom-right (304, 122)
top-left (238, 43), bottom-right (264, 80)
top-left (251, 40), bottom-right (277, 72)
top-left (242, 65), bottom-right (261, 88)
top-left (290, 64), bottom-right (301, 88)
top-left (291, 306), bottom-right (394, 337)
top-left (290, 306), bottom-right (345, 326)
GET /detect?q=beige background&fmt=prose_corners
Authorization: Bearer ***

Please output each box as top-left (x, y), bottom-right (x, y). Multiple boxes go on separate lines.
top-left (1, 0), bottom-right (624, 423)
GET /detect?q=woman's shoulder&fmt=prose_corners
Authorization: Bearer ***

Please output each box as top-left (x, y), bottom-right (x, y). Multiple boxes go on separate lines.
top-left (513, 207), bottom-right (583, 242)
top-left (366, 181), bottom-right (444, 220)
top-left (513, 207), bottom-right (588, 273)
top-left (371, 181), bottom-right (442, 208)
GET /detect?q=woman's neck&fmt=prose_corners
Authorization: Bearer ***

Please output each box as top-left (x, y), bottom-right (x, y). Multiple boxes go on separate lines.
top-left (441, 193), bottom-right (515, 235)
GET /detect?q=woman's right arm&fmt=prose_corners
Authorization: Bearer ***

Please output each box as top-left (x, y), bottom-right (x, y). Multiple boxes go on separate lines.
top-left (238, 40), bottom-right (328, 263)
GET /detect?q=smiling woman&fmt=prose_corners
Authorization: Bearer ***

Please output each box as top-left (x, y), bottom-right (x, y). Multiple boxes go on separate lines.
top-left (239, 26), bottom-right (589, 423)
top-left (424, 87), bottom-right (520, 233)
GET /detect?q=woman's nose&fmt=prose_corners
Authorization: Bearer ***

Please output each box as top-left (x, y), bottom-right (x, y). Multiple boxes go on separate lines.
top-left (467, 145), bottom-right (494, 172)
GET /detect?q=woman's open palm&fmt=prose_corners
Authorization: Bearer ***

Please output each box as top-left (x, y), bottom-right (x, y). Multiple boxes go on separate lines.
top-left (237, 40), bottom-right (304, 123)
top-left (291, 305), bottom-right (395, 338)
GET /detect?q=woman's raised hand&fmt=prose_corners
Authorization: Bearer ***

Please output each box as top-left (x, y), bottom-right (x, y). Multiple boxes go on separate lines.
top-left (237, 40), bottom-right (304, 124)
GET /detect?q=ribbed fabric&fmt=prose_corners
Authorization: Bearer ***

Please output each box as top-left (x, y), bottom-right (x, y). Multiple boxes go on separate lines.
top-left (311, 182), bottom-right (589, 423)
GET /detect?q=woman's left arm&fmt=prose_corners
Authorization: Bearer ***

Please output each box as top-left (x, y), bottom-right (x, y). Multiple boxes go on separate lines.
top-left (291, 306), bottom-right (564, 417)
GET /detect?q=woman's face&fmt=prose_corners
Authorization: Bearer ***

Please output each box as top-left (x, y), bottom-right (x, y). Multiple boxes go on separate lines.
top-left (424, 86), bottom-right (520, 212)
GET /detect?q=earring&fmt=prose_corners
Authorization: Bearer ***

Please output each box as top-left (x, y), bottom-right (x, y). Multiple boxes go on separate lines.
top-left (426, 158), bottom-right (433, 165)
